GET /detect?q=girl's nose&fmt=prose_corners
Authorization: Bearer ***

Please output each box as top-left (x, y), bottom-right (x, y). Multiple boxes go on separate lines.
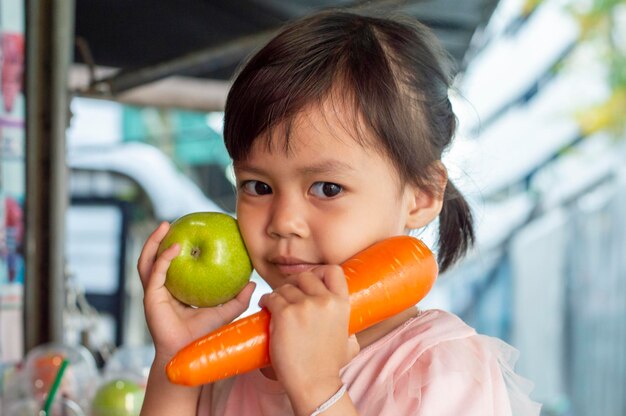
top-left (266, 196), bottom-right (309, 239)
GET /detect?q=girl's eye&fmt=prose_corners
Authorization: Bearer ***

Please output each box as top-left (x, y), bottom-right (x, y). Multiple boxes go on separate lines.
top-left (241, 180), bottom-right (272, 195)
top-left (310, 182), bottom-right (342, 198)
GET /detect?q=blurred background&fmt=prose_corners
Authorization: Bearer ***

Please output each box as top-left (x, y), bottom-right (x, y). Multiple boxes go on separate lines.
top-left (1, 0), bottom-right (625, 415)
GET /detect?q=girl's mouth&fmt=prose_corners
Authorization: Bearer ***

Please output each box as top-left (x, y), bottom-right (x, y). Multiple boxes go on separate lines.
top-left (269, 255), bottom-right (321, 276)
top-left (274, 263), bottom-right (319, 276)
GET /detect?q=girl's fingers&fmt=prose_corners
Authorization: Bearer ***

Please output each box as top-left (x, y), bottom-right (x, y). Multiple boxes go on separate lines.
top-left (290, 271), bottom-right (328, 296)
top-left (273, 283), bottom-right (306, 303)
top-left (311, 265), bottom-right (349, 297)
top-left (145, 242), bottom-right (180, 293)
top-left (258, 291), bottom-right (288, 311)
top-left (257, 292), bottom-right (270, 309)
top-left (259, 266), bottom-right (348, 311)
top-left (261, 266), bottom-right (347, 307)
top-left (211, 281), bottom-right (257, 326)
top-left (137, 222), bottom-right (170, 285)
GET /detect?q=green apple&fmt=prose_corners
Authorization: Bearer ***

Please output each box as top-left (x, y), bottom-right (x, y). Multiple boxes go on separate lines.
top-left (91, 379), bottom-right (145, 416)
top-left (157, 212), bottom-right (253, 307)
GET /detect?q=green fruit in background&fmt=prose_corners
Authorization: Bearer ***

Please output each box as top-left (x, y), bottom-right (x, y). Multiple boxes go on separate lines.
top-left (157, 212), bottom-right (253, 307)
top-left (91, 379), bottom-right (145, 416)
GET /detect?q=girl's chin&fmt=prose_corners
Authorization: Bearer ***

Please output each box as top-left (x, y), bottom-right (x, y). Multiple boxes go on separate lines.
top-left (259, 263), bottom-right (321, 286)
top-left (275, 263), bottom-right (320, 276)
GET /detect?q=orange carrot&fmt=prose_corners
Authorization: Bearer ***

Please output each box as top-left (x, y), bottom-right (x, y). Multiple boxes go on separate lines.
top-left (166, 235), bottom-right (438, 386)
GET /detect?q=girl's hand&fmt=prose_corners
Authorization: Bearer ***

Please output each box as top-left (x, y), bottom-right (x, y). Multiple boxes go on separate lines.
top-left (137, 222), bottom-right (256, 360)
top-left (258, 266), bottom-right (360, 402)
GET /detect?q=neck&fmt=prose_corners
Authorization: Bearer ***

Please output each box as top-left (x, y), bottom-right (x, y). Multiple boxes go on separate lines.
top-left (355, 306), bottom-right (419, 349)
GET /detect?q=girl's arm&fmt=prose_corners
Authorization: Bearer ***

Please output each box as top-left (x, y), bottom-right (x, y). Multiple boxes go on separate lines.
top-left (287, 382), bottom-right (359, 416)
top-left (259, 265), bottom-right (360, 416)
top-left (137, 222), bottom-right (255, 416)
top-left (140, 353), bottom-right (202, 416)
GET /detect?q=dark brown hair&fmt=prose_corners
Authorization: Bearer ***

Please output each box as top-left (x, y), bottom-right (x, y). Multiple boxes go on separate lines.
top-left (224, 10), bottom-right (474, 272)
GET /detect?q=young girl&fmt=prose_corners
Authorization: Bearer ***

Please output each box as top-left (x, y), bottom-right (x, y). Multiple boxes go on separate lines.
top-left (137, 10), bottom-right (541, 416)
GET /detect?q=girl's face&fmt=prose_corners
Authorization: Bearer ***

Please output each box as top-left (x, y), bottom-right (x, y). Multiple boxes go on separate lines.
top-left (234, 104), bottom-right (424, 289)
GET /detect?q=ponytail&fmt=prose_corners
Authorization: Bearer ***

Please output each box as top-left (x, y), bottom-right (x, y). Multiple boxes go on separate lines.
top-left (437, 181), bottom-right (475, 272)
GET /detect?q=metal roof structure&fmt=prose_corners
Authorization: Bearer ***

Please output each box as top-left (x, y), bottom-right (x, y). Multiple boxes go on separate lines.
top-left (72, 0), bottom-right (500, 110)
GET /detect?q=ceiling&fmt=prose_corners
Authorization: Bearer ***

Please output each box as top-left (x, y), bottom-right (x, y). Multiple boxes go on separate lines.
top-left (72, 0), bottom-right (500, 110)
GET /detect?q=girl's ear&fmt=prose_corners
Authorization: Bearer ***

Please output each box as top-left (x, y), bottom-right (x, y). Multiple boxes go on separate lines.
top-left (404, 163), bottom-right (447, 229)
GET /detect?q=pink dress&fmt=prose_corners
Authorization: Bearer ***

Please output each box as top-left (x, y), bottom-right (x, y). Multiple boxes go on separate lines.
top-left (197, 309), bottom-right (541, 415)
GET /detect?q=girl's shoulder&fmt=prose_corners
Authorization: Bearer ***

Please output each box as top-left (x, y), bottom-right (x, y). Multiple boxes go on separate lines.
top-left (350, 308), bottom-right (528, 386)
top-left (355, 308), bottom-right (477, 360)
top-left (398, 308), bottom-right (477, 348)
top-left (344, 308), bottom-right (478, 390)
top-left (343, 309), bottom-right (541, 415)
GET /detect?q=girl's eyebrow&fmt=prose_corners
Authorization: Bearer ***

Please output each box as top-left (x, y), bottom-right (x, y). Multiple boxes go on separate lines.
top-left (234, 160), bottom-right (355, 176)
top-left (233, 162), bottom-right (264, 176)
top-left (298, 160), bottom-right (355, 176)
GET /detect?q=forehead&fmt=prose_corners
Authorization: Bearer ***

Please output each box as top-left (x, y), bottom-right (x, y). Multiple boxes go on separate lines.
top-left (234, 101), bottom-right (403, 189)
top-left (253, 97), bottom-right (381, 158)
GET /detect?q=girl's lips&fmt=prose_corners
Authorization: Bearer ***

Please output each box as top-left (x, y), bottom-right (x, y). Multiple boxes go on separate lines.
top-left (268, 254), bottom-right (322, 275)
top-left (269, 256), bottom-right (319, 275)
